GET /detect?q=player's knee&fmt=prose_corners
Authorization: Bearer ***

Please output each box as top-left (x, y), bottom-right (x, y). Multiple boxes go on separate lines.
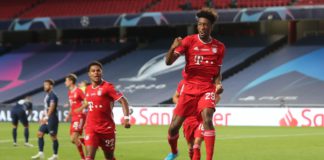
top-left (104, 152), bottom-right (114, 159)
top-left (50, 135), bottom-right (57, 140)
top-left (37, 132), bottom-right (44, 138)
top-left (203, 118), bottom-right (213, 129)
top-left (168, 126), bottom-right (179, 135)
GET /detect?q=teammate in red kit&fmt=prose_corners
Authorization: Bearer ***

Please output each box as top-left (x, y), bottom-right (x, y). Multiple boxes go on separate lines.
top-left (64, 74), bottom-right (87, 160)
top-left (165, 8), bottom-right (225, 160)
top-left (173, 79), bottom-right (221, 160)
top-left (82, 61), bottom-right (131, 160)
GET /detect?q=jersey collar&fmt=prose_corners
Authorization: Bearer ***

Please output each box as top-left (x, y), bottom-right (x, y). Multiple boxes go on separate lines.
top-left (91, 79), bottom-right (104, 89)
top-left (197, 34), bottom-right (212, 44)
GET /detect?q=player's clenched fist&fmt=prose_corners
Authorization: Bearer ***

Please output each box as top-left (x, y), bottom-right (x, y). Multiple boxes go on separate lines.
top-left (216, 84), bottom-right (224, 94)
top-left (123, 119), bottom-right (131, 128)
top-left (171, 37), bottom-right (182, 49)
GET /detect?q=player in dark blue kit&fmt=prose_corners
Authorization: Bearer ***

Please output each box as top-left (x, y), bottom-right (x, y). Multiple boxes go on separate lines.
top-left (32, 79), bottom-right (59, 160)
top-left (10, 96), bottom-right (33, 147)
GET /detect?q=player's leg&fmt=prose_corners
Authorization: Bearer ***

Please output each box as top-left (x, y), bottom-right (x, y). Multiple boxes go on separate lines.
top-left (187, 140), bottom-right (194, 159)
top-left (100, 133), bottom-right (116, 160)
top-left (11, 111), bottom-right (18, 146)
top-left (85, 146), bottom-right (98, 160)
top-left (192, 137), bottom-right (203, 160)
top-left (84, 131), bottom-right (99, 160)
top-left (48, 134), bottom-right (59, 160)
top-left (201, 108), bottom-right (215, 160)
top-left (19, 110), bottom-right (33, 147)
top-left (31, 124), bottom-right (47, 159)
top-left (183, 120), bottom-right (195, 159)
top-left (71, 132), bottom-right (85, 159)
top-left (48, 120), bottom-right (59, 160)
top-left (166, 93), bottom-right (196, 160)
top-left (103, 151), bottom-right (115, 160)
top-left (198, 92), bottom-right (216, 160)
top-left (192, 123), bottom-right (204, 160)
top-left (166, 114), bottom-right (185, 159)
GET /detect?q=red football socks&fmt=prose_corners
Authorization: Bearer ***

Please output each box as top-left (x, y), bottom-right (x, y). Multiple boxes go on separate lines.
top-left (204, 130), bottom-right (215, 160)
top-left (192, 144), bottom-right (201, 160)
top-left (76, 142), bottom-right (85, 159)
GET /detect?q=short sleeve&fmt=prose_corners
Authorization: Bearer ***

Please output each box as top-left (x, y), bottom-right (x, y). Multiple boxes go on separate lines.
top-left (78, 89), bottom-right (85, 100)
top-left (49, 94), bottom-right (58, 106)
top-left (107, 84), bottom-right (123, 101)
top-left (174, 36), bottom-right (190, 56)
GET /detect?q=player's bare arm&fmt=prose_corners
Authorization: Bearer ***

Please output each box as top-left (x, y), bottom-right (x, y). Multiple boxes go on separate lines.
top-left (214, 69), bottom-right (223, 94)
top-left (172, 91), bottom-right (180, 104)
top-left (118, 97), bottom-right (131, 128)
top-left (165, 37), bottom-right (182, 65)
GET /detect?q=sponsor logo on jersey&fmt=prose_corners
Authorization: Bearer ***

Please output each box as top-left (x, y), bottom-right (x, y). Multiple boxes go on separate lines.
top-left (212, 48), bottom-right (217, 54)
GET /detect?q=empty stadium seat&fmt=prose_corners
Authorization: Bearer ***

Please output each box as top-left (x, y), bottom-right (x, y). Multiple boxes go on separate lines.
top-left (0, 0), bottom-right (38, 20)
top-left (295, 0), bottom-right (324, 5)
top-left (21, 0), bottom-right (153, 19)
top-left (237, 0), bottom-right (292, 8)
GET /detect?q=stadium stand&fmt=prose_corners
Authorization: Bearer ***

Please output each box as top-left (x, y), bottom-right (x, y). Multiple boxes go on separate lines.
top-left (20, 0), bottom-right (154, 19)
top-left (148, 0), bottom-right (231, 12)
top-left (2, 0), bottom-right (323, 20)
top-left (221, 35), bottom-right (324, 105)
top-left (0, 42), bottom-right (135, 103)
top-left (26, 35), bottom-right (284, 105)
top-left (0, 0), bottom-right (38, 20)
top-left (295, 0), bottom-right (324, 5)
top-left (236, 0), bottom-right (292, 8)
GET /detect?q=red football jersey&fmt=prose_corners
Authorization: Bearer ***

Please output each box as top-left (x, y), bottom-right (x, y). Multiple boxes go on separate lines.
top-left (175, 34), bottom-right (225, 87)
top-left (176, 79), bottom-right (185, 94)
top-left (68, 87), bottom-right (85, 118)
top-left (85, 81), bottom-right (123, 134)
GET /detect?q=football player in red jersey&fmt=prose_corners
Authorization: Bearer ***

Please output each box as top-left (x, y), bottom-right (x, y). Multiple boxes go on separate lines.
top-left (165, 8), bottom-right (225, 160)
top-left (64, 74), bottom-right (87, 160)
top-left (173, 79), bottom-right (221, 160)
top-left (82, 61), bottom-right (131, 160)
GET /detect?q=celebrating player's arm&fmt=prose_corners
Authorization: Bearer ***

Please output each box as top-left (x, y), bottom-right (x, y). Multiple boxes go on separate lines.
top-left (172, 90), bottom-right (180, 104)
top-left (165, 37), bottom-right (183, 65)
top-left (117, 96), bottom-right (131, 128)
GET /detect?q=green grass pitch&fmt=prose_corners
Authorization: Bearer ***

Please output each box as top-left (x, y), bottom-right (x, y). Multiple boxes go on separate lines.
top-left (0, 122), bottom-right (323, 160)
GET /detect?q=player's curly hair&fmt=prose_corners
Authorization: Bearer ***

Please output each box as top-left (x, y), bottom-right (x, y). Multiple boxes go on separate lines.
top-left (66, 73), bottom-right (77, 84)
top-left (196, 7), bottom-right (218, 25)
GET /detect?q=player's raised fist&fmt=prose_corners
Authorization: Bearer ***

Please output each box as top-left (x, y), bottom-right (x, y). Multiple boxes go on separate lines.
top-left (171, 37), bottom-right (182, 49)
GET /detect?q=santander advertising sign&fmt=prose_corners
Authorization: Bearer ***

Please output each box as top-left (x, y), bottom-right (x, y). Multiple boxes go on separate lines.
top-left (113, 107), bottom-right (324, 127)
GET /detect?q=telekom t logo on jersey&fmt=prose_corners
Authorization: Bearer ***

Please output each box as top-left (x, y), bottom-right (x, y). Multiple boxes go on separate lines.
top-left (88, 101), bottom-right (103, 111)
top-left (279, 108), bottom-right (298, 127)
top-left (194, 55), bottom-right (204, 65)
